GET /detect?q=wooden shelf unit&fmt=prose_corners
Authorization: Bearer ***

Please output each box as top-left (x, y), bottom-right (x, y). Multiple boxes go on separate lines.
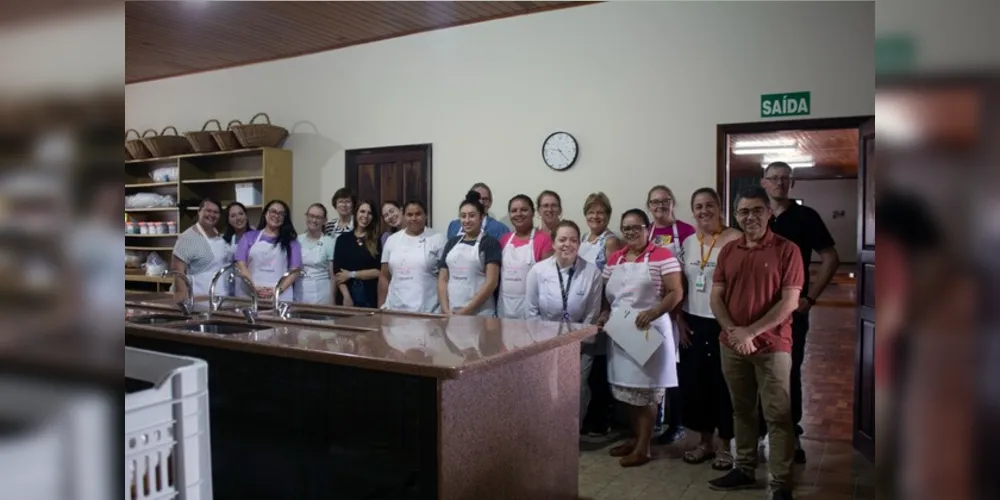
top-left (125, 147), bottom-right (293, 293)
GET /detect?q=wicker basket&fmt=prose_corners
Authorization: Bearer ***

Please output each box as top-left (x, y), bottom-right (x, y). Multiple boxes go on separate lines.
top-left (211, 120), bottom-right (241, 151)
top-left (232, 113), bottom-right (288, 148)
top-left (142, 126), bottom-right (193, 158)
top-left (125, 129), bottom-right (152, 160)
top-left (184, 119), bottom-right (222, 153)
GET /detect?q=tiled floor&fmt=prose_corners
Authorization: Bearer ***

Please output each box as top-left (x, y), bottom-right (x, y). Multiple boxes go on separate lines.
top-left (578, 278), bottom-right (870, 499)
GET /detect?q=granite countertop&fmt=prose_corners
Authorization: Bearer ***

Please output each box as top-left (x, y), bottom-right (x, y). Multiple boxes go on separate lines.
top-left (125, 297), bottom-right (597, 379)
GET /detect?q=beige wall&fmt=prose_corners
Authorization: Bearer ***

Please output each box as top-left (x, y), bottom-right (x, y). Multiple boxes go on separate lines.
top-left (125, 1), bottom-right (874, 229)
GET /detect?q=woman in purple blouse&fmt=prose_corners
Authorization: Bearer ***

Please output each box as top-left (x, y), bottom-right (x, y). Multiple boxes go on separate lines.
top-left (234, 199), bottom-right (303, 301)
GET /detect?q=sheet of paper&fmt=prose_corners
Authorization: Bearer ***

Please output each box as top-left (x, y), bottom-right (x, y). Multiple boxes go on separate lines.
top-left (604, 307), bottom-right (665, 366)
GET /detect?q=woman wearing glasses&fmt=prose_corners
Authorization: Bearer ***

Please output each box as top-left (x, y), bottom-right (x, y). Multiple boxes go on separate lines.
top-left (646, 184), bottom-right (696, 444)
top-left (599, 209), bottom-right (684, 467)
top-left (235, 199), bottom-right (302, 301)
top-left (296, 203), bottom-right (337, 305)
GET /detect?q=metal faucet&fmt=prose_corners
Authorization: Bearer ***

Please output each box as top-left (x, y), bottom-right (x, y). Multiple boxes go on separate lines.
top-left (162, 269), bottom-right (194, 316)
top-left (233, 273), bottom-right (259, 324)
top-left (273, 268), bottom-right (302, 319)
top-left (208, 263), bottom-right (237, 312)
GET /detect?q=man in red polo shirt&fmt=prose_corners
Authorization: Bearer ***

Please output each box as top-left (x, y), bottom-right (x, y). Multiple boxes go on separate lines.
top-left (707, 187), bottom-right (804, 500)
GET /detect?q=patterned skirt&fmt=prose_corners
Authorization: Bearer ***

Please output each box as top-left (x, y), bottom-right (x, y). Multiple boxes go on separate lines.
top-left (610, 384), bottom-right (666, 407)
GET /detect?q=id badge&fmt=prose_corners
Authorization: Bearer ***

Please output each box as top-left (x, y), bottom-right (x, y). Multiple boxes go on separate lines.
top-left (695, 274), bottom-right (707, 292)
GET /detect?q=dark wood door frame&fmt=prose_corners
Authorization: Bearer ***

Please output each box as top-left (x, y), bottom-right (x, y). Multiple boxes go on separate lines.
top-left (716, 115), bottom-right (875, 222)
top-left (344, 143), bottom-right (433, 220)
top-left (854, 119), bottom-right (875, 463)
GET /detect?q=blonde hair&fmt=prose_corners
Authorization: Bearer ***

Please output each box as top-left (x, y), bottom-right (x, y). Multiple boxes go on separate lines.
top-left (583, 192), bottom-right (613, 218)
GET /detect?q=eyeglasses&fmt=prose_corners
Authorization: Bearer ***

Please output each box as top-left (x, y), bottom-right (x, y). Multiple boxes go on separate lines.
top-left (648, 198), bottom-right (672, 208)
top-left (735, 207), bottom-right (768, 218)
top-left (267, 209), bottom-right (287, 219)
top-left (620, 224), bottom-right (647, 234)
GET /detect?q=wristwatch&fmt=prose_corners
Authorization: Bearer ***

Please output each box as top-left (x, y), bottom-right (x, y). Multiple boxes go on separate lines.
top-left (349, 271), bottom-right (357, 279)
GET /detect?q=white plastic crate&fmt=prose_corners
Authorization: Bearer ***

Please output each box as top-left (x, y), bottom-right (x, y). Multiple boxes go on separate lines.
top-left (125, 347), bottom-right (212, 500)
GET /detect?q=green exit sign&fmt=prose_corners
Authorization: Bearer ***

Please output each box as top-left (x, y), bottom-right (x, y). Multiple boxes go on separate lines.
top-left (760, 91), bottom-right (811, 118)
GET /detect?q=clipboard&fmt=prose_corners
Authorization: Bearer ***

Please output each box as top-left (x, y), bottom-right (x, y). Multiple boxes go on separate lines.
top-left (604, 307), bottom-right (665, 366)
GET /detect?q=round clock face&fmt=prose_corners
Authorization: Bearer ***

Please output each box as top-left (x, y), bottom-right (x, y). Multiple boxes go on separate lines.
top-left (542, 131), bottom-right (578, 171)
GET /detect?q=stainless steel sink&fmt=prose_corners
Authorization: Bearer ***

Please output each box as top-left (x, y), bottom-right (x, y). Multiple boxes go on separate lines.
top-left (170, 321), bottom-right (271, 335)
top-left (127, 314), bottom-right (188, 325)
top-left (285, 311), bottom-right (342, 322)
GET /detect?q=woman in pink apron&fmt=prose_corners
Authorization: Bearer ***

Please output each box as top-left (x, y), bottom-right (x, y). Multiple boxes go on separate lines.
top-left (599, 208), bottom-right (684, 467)
top-left (234, 199), bottom-right (302, 301)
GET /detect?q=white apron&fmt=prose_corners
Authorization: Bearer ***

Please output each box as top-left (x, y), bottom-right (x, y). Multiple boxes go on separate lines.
top-left (444, 233), bottom-right (496, 317)
top-left (605, 252), bottom-right (678, 389)
top-left (299, 236), bottom-right (333, 305)
top-left (247, 232), bottom-right (294, 302)
top-left (189, 224), bottom-right (232, 298)
top-left (498, 230), bottom-right (536, 319)
top-left (229, 236), bottom-right (246, 296)
top-left (650, 223), bottom-right (684, 361)
top-left (385, 233), bottom-right (441, 313)
top-left (579, 230), bottom-right (610, 267)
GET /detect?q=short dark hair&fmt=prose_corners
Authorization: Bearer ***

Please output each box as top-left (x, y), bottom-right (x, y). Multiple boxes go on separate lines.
top-left (332, 187), bottom-right (356, 206)
top-left (404, 199), bottom-right (427, 215)
top-left (507, 194), bottom-right (535, 213)
top-left (620, 208), bottom-right (651, 226)
top-left (764, 162), bottom-right (792, 175)
top-left (735, 186), bottom-right (770, 206)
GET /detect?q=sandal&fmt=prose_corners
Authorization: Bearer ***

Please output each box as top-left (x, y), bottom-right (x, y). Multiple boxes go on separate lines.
top-left (609, 443), bottom-right (635, 457)
top-left (712, 450), bottom-right (734, 471)
top-left (682, 444), bottom-right (715, 465)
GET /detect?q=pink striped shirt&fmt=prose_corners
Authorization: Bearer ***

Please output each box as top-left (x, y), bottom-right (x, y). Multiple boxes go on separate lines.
top-left (601, 245), bottom-right (681, 297)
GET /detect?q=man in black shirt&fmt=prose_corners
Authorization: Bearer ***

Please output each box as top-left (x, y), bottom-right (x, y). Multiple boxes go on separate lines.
top-left (760, 162), bottom-right (840, 463)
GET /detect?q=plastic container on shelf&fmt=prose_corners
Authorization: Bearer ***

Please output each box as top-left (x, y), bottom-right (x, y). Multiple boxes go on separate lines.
top-left (234, 182), bottom-right (261, 206)
top-left (154, 222), bottom-right (167, 235)
top-left (125, 347), bottom-right (213, 500)
top-left (126, 221), bottom-right (138, 235)
top-left (138, 222), bottom-right (149, 235)
top-left (166, 221), bottom-right (177, 234)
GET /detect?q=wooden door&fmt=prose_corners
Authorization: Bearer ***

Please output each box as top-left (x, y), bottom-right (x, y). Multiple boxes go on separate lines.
top-left (345, 144), bottom-right (432, 224)
top-left (854, 119), bottom-right (875, 461)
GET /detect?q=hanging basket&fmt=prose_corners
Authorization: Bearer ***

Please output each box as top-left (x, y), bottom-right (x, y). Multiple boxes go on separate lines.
top-left (232, 113), bottom-right (288, 148)
top-left (184, 119), bottom-right (223, 153)
top-left (211, 119), bottom-right (241, 151)
top-left (125, 128), bottom-right (152, 160)
top-left (142, 126), bottom-right (193, 158)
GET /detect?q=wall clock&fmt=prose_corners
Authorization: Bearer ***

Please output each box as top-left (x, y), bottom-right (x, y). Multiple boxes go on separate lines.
top-left (542, 131), bottom-right (578, 171)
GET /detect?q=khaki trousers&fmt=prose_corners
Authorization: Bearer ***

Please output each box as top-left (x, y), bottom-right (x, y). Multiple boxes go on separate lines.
top-left (721, 345), bottom-right (795, 489)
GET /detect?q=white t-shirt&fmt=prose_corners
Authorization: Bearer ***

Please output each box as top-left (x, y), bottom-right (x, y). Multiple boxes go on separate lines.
top-left (681, 233), bottom-right (723, 318)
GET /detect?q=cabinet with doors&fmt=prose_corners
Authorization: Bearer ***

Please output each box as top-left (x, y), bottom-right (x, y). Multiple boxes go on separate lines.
top-left (125, 147), bottom-right (292, 294)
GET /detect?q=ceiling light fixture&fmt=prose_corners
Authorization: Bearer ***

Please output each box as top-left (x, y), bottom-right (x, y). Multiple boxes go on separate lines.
top-left (733, 139), bottom-right (796, 149)
top-left (732, 146), bottom-right (798, 155)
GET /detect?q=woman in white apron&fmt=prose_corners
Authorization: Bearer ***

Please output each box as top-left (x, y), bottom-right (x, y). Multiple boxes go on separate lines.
top-left (170, 198), bottom-right (232, 300)
top-left (599, 208), bottom-right (685, 467)
top-left (379, 200), bottom-right (446, 312)
top-left (437, 191), bottom-right (502, 317)
top-left (222, 202), bottom-right (249, 296)
top-left (580, 192), bottom-right (621, 272)
top-left (498, 194), bottom-right (553, 319)
top-left (296, 203), bottom-right (336, 304)
top-left (524, 220), bottom-right (604, 424)
top-left (645, 184), bottom-right (697, 444)
top-left (234, 199), bottom-right (303, 301)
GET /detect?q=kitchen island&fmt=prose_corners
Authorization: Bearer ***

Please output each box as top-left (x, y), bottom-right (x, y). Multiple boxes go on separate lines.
top-left (125, 300), bottom-right (596, 500)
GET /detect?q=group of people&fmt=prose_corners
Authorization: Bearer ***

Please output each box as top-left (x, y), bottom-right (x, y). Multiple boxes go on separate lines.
top-left (169, 162), bottom-right (839, 500)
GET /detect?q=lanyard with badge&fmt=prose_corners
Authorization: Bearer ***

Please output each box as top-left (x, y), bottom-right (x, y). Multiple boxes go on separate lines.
top-left (694, 231), bottom-right (720, 292)
top-left (556, 260), bottom-right (576, 322)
